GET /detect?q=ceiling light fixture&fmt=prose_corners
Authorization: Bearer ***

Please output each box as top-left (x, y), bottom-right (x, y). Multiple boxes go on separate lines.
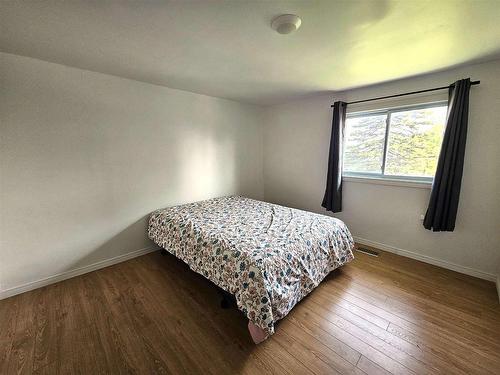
top-left (271, 14), bottom-right (302, 35)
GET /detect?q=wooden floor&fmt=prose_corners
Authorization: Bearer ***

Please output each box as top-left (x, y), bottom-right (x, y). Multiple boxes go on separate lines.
top-left (1, 248), bottom-right (499, 374)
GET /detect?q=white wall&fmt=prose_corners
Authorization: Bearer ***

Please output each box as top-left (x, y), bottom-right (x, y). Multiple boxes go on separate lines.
top-left (263, 59), bottom-right (500, 280)
top-left (0, 53), bottom-right (263, 293)
top-left (1, 52), bottom-right (498, 297)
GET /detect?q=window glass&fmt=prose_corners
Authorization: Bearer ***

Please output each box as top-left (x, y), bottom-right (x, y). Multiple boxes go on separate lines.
top-left (343, 114), bottom-right (386, 174)
top-left (385, 106), bottom-right (447, 177)
top-left (343, 103), bottom-right (447, 180)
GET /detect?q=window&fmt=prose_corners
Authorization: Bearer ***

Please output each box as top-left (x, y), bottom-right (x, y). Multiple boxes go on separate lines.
top-left (343, 102), bottom-right (448, 182)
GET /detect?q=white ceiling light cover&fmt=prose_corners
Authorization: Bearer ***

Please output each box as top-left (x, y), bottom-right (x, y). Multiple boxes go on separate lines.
top-left (271, 14), bottom-right (302, 34)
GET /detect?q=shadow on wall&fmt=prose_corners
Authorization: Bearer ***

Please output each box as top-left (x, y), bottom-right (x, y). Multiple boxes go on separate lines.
top-left (42, 114), bottom-right (257, 288)
top-left (68, 214), bottom-right (159, 272)
top-left (66, 100), bottom-right (246, 280)
top-left (0, 52), bottom-right (263, 293)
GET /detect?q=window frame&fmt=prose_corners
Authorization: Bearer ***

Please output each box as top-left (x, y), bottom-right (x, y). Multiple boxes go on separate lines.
top-left (342, 101), bottom-right (448, 184)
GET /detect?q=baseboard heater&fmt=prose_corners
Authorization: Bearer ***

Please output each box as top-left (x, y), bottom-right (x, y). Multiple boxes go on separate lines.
top-left (356, 246), bottom-right (379, 257)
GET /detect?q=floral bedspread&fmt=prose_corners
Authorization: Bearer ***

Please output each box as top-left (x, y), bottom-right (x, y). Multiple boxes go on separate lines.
top-left (148, 196), bottom-right (354, 337)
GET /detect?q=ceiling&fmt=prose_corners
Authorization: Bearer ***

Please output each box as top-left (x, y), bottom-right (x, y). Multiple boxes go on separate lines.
top-left (2, 0), bottom-right (500, 105)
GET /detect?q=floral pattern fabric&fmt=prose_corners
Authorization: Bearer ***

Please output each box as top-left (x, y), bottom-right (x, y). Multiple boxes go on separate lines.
top-left (148, 196), bottom-right (354, 337)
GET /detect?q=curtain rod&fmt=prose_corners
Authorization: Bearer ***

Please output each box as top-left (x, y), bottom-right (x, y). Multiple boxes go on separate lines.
top-left (331, 80), bottom-right (480, 107)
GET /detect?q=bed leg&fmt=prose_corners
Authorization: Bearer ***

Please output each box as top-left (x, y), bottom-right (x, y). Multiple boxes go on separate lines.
top-left (160, 249), bottom-right (167, 256)
top-left (219, 290), bottom-right (235, 309)
top-left (247, 321), bottom-right (268, 344)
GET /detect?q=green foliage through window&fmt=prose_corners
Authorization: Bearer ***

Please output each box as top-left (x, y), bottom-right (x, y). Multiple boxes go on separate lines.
top-left (343, 103), bottom-right (447, 179)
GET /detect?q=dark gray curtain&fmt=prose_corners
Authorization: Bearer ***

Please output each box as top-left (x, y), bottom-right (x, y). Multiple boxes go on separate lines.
top-left (322, 101), bottom-right (347, 213)
top-left (423, 78), bottom-right (471, 231)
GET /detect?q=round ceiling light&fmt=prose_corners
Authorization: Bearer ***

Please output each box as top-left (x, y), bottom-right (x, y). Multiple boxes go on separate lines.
top-left (271, 14), bottom-right (302, 34)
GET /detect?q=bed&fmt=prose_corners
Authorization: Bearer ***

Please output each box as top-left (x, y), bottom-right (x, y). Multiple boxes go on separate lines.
top-left (148, 196), bottom-right (354, 343)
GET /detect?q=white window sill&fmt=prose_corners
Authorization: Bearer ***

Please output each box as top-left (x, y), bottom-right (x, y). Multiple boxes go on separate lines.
top-left (342, 175), bottom-right (432, 189)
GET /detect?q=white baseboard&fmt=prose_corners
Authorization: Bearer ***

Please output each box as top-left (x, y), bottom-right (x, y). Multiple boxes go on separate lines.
top-left (2, 239), bottom-right (497, 302)
top-left (353, 236), bottom-right (497, 282)
top-left (0, 246), bottom-right (158, 300)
